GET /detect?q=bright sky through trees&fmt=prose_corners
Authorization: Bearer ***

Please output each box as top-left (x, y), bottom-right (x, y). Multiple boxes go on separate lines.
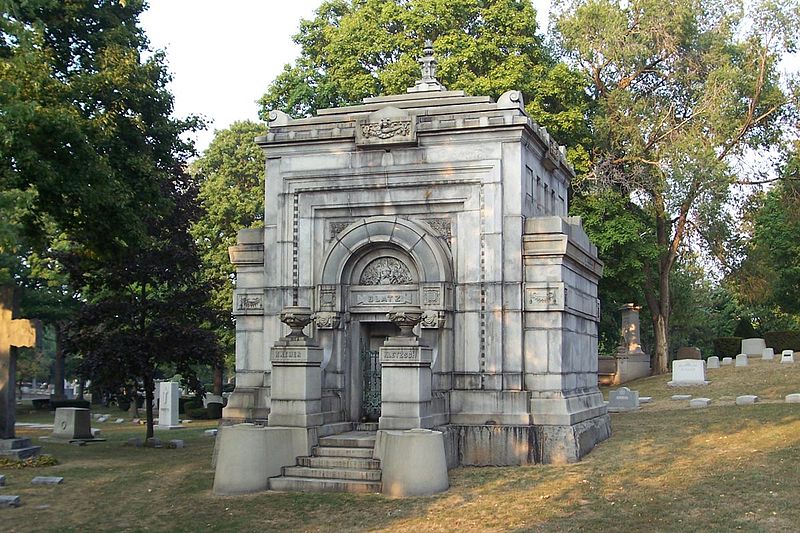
top-left (140, 1), bottom-right (552, 153)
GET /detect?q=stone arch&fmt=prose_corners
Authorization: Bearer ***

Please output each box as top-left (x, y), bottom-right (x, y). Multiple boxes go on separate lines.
top-left (320, 216), bottom-right (452, 287)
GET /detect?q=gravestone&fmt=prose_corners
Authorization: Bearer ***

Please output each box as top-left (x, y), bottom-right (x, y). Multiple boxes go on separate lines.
top-left (668, 359), bottom-right (709, 386)
top-left (707, 356), bottom-right (720, 369)
top-left (741, 338), bottom-right (766, 357)
top-left (50, 407), bottom-right (94, 441)
top-left (786, 394), bottom-right (800, 403)
top-left (671, 394), bottom-right (692, 400)
top-left (781, 350), bottom-right (794, 364)
top-left (0, 286), bottom-right (42, 460)
top-left (607, 386), bottom-right (640, 412)
top-left (31, 476), bottom-right (63, 485)
top-left (762, 348), bottom-right (775, 360)
top-left (689, 398), bottom-right (711, 408)
top-left (676, 347), bottom-right (701, 360)
top-left (735, 354), bottom-right (748, 367)
top-left (0, 473), bottom-right (5, 486)
top-left (721, 357), bottom-right (733, 366)
top-left (0, 495), bottom-right (21, 508)
top-left (157, 382), bottom-right (182, 429)
top-left (736, 395), bottom-right (759, 405)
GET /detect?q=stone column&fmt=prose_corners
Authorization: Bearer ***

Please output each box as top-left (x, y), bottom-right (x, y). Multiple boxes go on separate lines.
top-left (379, 306), bottom-right (433, 430)
top-left (619, 304), bottom-right (645, 355)
top-left (267, 307), bottom-right (323, 428)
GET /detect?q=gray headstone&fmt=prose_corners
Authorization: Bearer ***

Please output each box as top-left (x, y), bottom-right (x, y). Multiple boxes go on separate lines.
top-left (169, 439), bottom-right (185, 449)
top-left (689, 398), bottom-right (711, 408)
top-left (31, 476), bottom-right (63, 485)
top-left (785, 393), bottom-right (800, 403)
top-left (0, 473), bottom-right (5, 486)
top-left (741, 338), bottom-right (766, 356)
top-left (113, 418), bottom-right (124, 424)
top-left (0, 495), bottom-right (21, 507)
top-left (51, 407), bottom-right (93, 440)
top-left (676, 346), bottom-right (702, 360)
top-left (671, 394), bottom-right (692, 400)
top-left (639, 396), bottom-right (652, 404)
top-left (146, 437), bottom-right (162, 448)
top-left (721, 357), bottom-right (734, 366)
top-left (706, 356), bottom-right (720, 369)
top-left (781, 350), bottom-right (794, 364)
top-left (204, 429), bottom-right (218, 437)
top-left (762, 348), bottom-right (775, 360)
top-left (608, 386), bottom-right (640, 412)
top-left (736, 395), bottom-right (759, 405)
top-left (735, 354), bottom-right (748, 367)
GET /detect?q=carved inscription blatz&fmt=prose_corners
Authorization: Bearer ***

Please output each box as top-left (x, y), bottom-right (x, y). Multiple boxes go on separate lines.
top-left (353, 292), bottom-right (411, 306)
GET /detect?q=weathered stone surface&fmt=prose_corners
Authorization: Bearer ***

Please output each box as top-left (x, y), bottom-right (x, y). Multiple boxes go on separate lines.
top-left (168, 439), bottom-right (185, 449)
top-left (741, 338), bottom-right (766, 357)
top-left (157, 382), bottom-right (182, 429)
top-left (0, 495), bottom-right (20, 507)
top-left (781, 350), bottom-right (795, 364)
top-left (735, 354), bottom-right (749, 367)
top-left (377, 429), bottom-right (448, 497)
top-left (689, 398), bottom-right (711, 408)
top-left (31, 476), bottom-right (63, 485)
top-left (736, 395), bottom-right (759, 405)
top-left (671, 394), bottom-right (692, 400)
top-left (762, 348), bottom-right (775, 360)
top-left (721, 357), bottom-right (734, 366)
top-left (51, 408), bottom-right (93, 440)
top-left (639, 396), bottom-right (652, 404)
top-left (668, 360), bottom-right (708, 386)
top-left (607, 387), bottom-right (640, 412)
top-left (707, 356), bottom-right (720, 369)
top-left (785, 393), bottom-right (800, 403)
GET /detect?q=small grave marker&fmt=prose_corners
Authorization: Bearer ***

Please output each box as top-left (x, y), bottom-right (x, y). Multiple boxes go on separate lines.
top-left (721, 357), bottom-right (733, 366)
top-left (0, 495), bottom-right (21, 508)
top-left (168, 439), bottom-right (185, 449)
top-left (668, 359), bottom-right (709, 386)
top-left (707, 356), bottom-right (720, 369)
top-left (31, 476), bottom-right (63, 485)
top-left (762, 348), bottom-right (775, 360)
top-left (781, 350), bottom-right (794, 364)
top-left (785, 393), bottom-right (800, 403)
top-left (672, 394), bottom-right (692, 400)
top-left (735, 354), bottom-right (748, 367)
top-left (607, 387), bottom-right (640, 412)
top-left (736, 395), bottom-right (759, 405)
top-left (689, 398), bottom-right (711, 408)
top-left (204, 429), bottom-right (218, 437)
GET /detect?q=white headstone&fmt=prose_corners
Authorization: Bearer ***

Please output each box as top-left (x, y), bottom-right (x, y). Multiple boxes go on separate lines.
top-left (736, 395), bottom-right (759, 405)
top-left (721, 357), bottom-right (733, 366)
top-left (668, 359), bottom-right (708, 386)
top-left (707, 356), bottom-right (720, 369)
top-left (689, 398), bottom-right (711, 408)
top-left (735, 354), bottom-right (748, 367)
top-left (762, 348), bottom-right (775, 360)
top-left (781, 350), bottom-right (795, 364)
top-left (786, 393), bottom-right (800, 403)
top-left (157, 382), bottom-right (181, 428)
top-left (741, 338), bottom-right (766, 356)
top-left (671, 394), bottom-right (692, 400)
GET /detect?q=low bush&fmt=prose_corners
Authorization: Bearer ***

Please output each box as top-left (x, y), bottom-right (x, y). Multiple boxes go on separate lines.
top-left (713, 337), bottom-right (742, 358)
top-left (185, 407), bottom-right (210, 420)
top-left (764, 331), bottom-right (800, 352)
top-left (50, 399), bottom-right (90, 410)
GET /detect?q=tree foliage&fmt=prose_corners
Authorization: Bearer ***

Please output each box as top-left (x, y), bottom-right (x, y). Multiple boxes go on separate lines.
top-left (259, 0), bottom-right (592, 171)
top-left (555, 0), bottom-right (799, 372)
top-left (190, 121), bottom-right (266, 368)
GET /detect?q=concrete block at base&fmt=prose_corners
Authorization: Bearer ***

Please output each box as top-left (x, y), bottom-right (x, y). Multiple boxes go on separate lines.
top-left (375, 429), bottom-right (448, 497)
top-left (533, 414), bottom-right (611, 464)
top-left (212, 424), bottom-right (316, 495)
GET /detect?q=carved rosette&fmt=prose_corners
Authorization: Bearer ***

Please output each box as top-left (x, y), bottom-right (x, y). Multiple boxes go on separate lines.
top-left (280, 306), bottom-right (313, 338)
top-left (313, 311), bottom-right (341, 330)
top-left (387, 306), bottom-right (423, 337)
top-left (420, 310), bottom-right (444, 329)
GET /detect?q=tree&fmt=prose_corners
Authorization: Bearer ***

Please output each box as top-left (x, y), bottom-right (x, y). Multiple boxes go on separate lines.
top-left (554, 0), bottom-right (799, 372)
top-left (189, 121), bottom-right (266, 378)
top-left (259, 0), bottom-right (592, 171)
top-left (66, 169), bottom-right (222, 440)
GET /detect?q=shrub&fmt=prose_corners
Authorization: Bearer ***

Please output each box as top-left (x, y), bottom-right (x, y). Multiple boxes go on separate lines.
top-left (734, 317), bottom-right (757, 338)
top-left (185, 406), bottom-right (210, 420)
top-left (764, 331), bottom-right (800, 352)
top-left (713, 337), bottom-right (742, 358)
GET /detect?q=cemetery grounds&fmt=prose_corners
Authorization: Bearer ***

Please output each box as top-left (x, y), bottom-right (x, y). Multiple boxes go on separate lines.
top-left (2, 358), bottom-right (799, 532)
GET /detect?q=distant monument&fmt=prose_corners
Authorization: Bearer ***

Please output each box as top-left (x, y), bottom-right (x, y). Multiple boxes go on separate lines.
top-left (0, 286), bottom-right (42, 459)
top-left (218, 40), bottom-right (609, 494)
top-left (599, 304), bottom-right (651, 385)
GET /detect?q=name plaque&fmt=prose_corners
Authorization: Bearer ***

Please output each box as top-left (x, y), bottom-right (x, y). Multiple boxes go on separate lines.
top-left (271, 348), bottom-right (306, 362)
top-left (233, 290), bottom-right (265, 316)
top-left (350, 289), bottom-right (414, 307)
top-left (380, 346), bottom-right (431, 364)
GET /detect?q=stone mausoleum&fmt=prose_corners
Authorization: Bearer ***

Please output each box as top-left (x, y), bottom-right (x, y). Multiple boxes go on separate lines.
top-left (216, 43), bottom-right (610, 495)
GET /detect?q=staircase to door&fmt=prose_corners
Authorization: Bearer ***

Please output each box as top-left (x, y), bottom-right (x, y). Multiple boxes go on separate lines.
top-left (268, 423), bottom-right (381, 493)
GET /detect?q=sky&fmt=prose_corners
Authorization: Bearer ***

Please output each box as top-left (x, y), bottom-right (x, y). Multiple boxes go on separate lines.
top-left (139, 1), bottom-right (551, 154)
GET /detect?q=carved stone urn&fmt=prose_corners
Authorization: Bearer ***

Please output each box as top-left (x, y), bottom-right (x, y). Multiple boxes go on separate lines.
top-left (387, 306), bottom-right (423, 337)
top-left (280, 306), bottom-right (313, 338)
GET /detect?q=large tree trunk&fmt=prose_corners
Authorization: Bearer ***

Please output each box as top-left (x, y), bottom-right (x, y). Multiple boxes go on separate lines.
top-left (53, 323), bottom-right (65, 400)
top-left (144, 373), bottom-right (155, 441)
top-left (652, 312), bottom-right (670, 374)
top-left (213, 364), bottom-right (223, 396)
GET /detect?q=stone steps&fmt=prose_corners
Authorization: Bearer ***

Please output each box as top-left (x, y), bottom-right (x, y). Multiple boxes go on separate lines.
top-left (269, 476), bottom-right (381, 494)
top-left (269, 429), bottom-right (382, 493)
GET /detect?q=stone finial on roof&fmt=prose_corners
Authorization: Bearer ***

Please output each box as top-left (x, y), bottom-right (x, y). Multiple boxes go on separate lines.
top-left (407, 39), bottom-right (446, 93)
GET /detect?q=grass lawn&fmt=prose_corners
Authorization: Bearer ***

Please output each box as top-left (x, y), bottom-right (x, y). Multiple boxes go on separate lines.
top-left (2, 358), bottom-right (799, 532)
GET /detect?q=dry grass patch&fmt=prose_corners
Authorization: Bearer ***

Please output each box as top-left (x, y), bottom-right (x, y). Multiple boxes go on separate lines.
top-left (2, 361), bottom-right (799, 532)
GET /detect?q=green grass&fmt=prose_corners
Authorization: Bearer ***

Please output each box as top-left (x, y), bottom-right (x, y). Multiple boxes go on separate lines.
top-left (2, 358), bottom-right (799, 532)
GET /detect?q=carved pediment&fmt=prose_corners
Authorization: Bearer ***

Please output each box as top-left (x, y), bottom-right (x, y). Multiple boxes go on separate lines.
top-left (355, 106), bottom-right (416, 148)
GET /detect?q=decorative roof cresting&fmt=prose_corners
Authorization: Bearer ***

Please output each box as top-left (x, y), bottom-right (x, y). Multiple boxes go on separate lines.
top-left (407, 39), bottom-right (446, 93)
